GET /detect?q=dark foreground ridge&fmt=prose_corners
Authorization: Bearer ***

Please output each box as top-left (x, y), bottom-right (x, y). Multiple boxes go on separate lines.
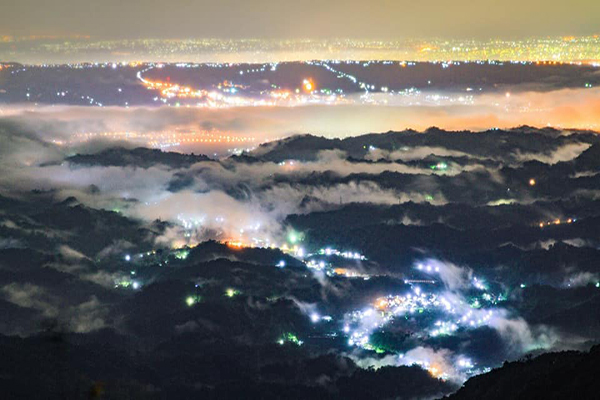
top-left (447, 345), bottom-right (600, 400)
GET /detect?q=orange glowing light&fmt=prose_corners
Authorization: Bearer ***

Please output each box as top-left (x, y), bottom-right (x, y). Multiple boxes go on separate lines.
top-left (302, 79), bottom-right (314, 93)
top-left (374, 297), bottom-right (389, 310)
top-left (224, 240), bottom-right (244, 249)
top-left (529, 178), bottom-right (536, 186)
top-left (428, 366), bottom-right (441, 377)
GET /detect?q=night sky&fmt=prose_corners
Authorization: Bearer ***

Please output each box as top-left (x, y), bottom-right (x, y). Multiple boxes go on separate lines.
top-left (1, 0), bottom-right (599, 39)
